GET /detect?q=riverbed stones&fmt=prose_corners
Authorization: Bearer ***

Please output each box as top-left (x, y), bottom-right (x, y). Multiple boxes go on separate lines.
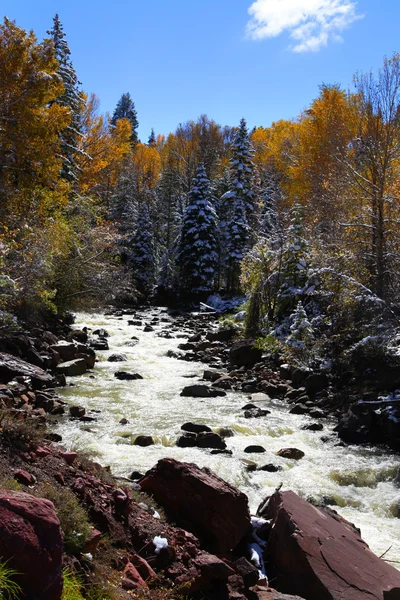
top-left (289, 404), bottom-right (309, 415)
top-left (276, 448), bottom-right (305, 460)
top-left (108, 353), bottom-right (127, 362)
top-left (181, 422), bottom-right (212, 434)
top-left (69, 405), bottom-right (86, 418)
top-left (134, 435), bottom-right (154, 447)
top-left (55, 358), bottom-right (87, 376)
top-left (0, 490), bottom-right (63, 600)
top-left (140, 458), bottom-right (251, 554)
top-left (244, 445), bottom-right (266, 453)
top-left (203, 369), bottom-right (222, 382)
top-left (114, 371), bottom-right (143, 380)
top-left (263, 490), bottom-right (400, 600)
top-left (304, 373), bottom-right (329, 395)
top-left (180, 384), bottom-right (226, 398)
top-left (196, 432), bottom-right (226, 450)
top-left (244, 408), bottom-right (271, 419)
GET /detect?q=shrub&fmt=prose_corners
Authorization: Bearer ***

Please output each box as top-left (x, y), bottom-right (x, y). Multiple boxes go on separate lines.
top-left (62, 569), bottom-right (85, 600)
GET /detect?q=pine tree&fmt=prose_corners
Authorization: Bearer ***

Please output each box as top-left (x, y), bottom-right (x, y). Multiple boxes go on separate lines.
top-left (111, 93), bottom-right (139, 146)
top-left (176, 164), bottom-right (218, 295)
top-left (279, 204), bottom-right (309, 311)
top-left (129, 200), bottom-right (157, 296)
top-left (287, 301), bottom-right (314, 347)
top-left (230, 118), bottom-right (258, 229)
top-left (148, 128), bottom-right (156, 146)
top-left (47, 14), bottom-right (82, 182)
top-left (224, 192), bottom-right (250, 293)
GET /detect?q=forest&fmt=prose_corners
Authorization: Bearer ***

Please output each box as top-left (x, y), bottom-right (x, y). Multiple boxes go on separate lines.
top-left (2, 14), bottom-right (400, 375)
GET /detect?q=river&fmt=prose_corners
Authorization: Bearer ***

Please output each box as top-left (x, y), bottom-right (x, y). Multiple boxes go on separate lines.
top-left (55, 307), bottom-right (400, 567)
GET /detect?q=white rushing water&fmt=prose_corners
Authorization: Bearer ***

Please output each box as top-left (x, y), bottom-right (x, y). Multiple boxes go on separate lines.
top-left (55, 308), bottom-right (400, 566)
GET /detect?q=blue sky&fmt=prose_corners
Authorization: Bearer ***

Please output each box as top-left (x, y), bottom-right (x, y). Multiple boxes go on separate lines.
top-left (2, 1), bottom-right (399, 142)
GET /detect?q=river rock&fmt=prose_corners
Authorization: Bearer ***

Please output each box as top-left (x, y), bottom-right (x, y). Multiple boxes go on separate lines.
top-left (50, 341), bottom-right (77, 362)
top-left (0, 490), bottom-right (63, 600)
top-left (301, 423), bottom-right (323, 431)
top-left (69, 405), bottom-right (86, 418)
top-left (181, 422), bottom-right (212, 434)
top-left (203, 369), bottom-right (223, 382)
top-left (258, 464), bottom-right (282, 472)
top-left (244, 445), bottom-right (266, 453)
top-left (176, 434), bottom-right (197, 447)
top-left (114, 371), bottom-right (143, 380)
top-left (134, 435), bottom-right (154, 447)
top-left (89, 337), bottom-right (109, 351)
top-left (244, 408), bottom-right (271, 419)
top-left (108, 353), bottom-right (127, 362)
top-left (0, 352), bottom-right (53, 389)
top-left (230, 339), bottom-right (263, 367)
top-left (140, 458), bottom-right (251, 553)
top-left (55, 358), bottom-right (87, 376)
top-left (276, 448), bottom-right (305, 460)
top-left (196, 432), bottom-right (226, 450)
top-left (263, 490), bottom-right (400, 600)
top-left (93, 328), bottom-right (109, 337)
top-left (180, 384), bottom-right (226, 398)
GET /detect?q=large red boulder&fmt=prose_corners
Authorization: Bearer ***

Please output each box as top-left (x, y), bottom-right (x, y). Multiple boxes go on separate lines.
top-left (140, 458), bottom-right (251, 554)
top-left (264, 490), bottom-right (400, 600)
top-left (0, 490), bottom-right (63, 600)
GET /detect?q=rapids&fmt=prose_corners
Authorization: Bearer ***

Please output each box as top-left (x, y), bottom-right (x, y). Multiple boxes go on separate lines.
top-left (55, 308), bottom-right (400, 566)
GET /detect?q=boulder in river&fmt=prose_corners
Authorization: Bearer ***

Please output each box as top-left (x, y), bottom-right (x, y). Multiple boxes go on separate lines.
top-left (244, 445), bottom-right (266, 453)
top-left (262, 490), bottom-right (400, 600)
top-left (181, 422), bottom-right (212, 434)
top-left (108, 353), bottom-right (127, 362)
top-left (196, 432), bottom-right (226, 450)
top-left (140, 458), bottom-right (251, 554)
top-left (114, 371), bottom-right (143, 380)
top-left (134, 435), bottom-right (154, 447)
top-left (55, 358), bottom-right (87, 376)
top-left (180, 384), bottom-right (226, 398)
top-left (276, 448), bottom-right (305, 460)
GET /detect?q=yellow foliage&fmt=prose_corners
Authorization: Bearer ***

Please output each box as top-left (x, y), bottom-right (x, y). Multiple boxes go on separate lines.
top-left (77, 93), bottom-right (132, 202)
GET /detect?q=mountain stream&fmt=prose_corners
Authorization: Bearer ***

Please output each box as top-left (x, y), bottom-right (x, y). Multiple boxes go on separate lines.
top-left (55, 308), bottom-right (400, 567)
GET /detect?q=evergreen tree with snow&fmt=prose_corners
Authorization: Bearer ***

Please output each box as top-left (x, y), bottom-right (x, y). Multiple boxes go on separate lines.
top-left (279, 204), bottom-right (309, 312)
top-left (48, 14), bottom-right (83, 182)
top-left (230, 118), bottom-right (258, 229)
top-left (224, 192), bottom-right (250, 293)
top-left (129, 199), bottom-right (157, 297)
top-left (287, 301), bottom-right (314, 347)
top-left (176, 164), bottom-right (218, 295)
top-left (111, 93), bottom-right (139, 146)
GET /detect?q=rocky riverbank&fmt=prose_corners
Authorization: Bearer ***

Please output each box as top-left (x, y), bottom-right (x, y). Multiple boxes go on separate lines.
top-left (0, 307), bottom-right (399, 599)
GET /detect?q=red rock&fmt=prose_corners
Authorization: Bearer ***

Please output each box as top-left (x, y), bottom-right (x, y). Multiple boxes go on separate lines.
top-left (122, 562), bottom-right (148, 590)
top-left (0, 490), bottom-right (63, 600)
top-left (54, 472), bottom-right (65, 485)
top-left (60, 451), bottom-right (77, 464)
top-left (84, 528), bottom-right (102, 553)
top-left (265, 490), bottom-right (400, 600)
top-left (13, 469), bottom-right (35, 486)
top-left (130, 552), bottom-right (157, 582)
top-left (36, 446), bottom-right (51, 457)
top-left (140, 458), bottom-right (251, 554)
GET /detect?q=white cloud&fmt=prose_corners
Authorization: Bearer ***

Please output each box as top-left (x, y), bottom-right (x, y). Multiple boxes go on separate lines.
top-left (246, 0), bottom-right (363, 52)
